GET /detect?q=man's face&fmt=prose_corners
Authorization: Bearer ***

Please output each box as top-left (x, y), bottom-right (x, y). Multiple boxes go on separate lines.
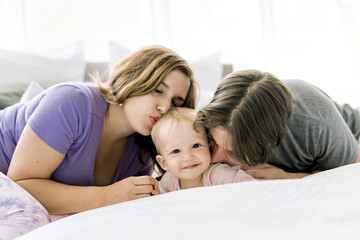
top-left (209, 127), bottom-right (242, 166)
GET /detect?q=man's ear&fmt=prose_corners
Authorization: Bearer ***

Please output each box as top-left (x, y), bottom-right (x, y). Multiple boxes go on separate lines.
top-left (156, 155), bottom-right (168, 171)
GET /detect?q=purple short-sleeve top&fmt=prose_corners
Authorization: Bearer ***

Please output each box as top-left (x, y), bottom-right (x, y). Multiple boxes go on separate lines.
top-left (0, 82), bottom-right (152, 185)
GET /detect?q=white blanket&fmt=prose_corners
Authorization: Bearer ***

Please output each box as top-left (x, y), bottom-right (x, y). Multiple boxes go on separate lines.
top-left (19, 163), bottom-right (360, 240)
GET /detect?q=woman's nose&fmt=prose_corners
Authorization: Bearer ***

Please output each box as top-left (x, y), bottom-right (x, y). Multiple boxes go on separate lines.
top-left (157, 101), bottom-right (171, 115)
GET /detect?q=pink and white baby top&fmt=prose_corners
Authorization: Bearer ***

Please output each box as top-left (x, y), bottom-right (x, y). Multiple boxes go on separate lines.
top-left (159, 163), bottom-right (256, 193)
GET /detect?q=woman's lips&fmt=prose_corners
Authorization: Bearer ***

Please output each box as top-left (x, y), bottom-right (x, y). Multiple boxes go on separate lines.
top-left (149, 116), bottom-right (159, 125)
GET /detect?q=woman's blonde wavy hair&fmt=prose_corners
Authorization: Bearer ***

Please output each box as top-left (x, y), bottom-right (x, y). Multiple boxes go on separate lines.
top-left (92, 45), bottom-right (198, 109)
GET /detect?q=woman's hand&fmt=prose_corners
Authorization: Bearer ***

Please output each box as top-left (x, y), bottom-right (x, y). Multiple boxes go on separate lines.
top-left (104, 176), bottom-right (159, 205)
top-left (243, 164), bottom-right (311, 180)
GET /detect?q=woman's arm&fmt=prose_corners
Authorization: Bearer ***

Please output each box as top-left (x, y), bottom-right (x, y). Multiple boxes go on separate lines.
top-left (7, 125), bottom-right (158, 214)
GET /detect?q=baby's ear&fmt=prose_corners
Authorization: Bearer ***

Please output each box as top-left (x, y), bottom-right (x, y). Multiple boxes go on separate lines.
top-left (156, 155), bottom-right (168, 171)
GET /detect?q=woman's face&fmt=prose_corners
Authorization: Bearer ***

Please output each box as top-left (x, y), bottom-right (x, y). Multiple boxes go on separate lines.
top-left (123, 70), bottom-right (190, 136)
top-left (210, 127), bottom-right (241, 166)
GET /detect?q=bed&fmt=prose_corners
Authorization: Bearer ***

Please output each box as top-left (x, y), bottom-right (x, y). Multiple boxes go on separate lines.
top-left (17, 162), bottom-right (360, 240)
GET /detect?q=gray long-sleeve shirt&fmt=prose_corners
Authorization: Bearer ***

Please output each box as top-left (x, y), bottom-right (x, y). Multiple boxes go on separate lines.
top-left (270, 79), bottom-right (359, 172)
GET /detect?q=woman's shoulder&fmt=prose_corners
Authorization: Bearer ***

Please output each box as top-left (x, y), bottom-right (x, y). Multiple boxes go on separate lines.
top-left (46, 82), bottom-right (100, 100)
top-left (45, 82), bottom-right (108, 117)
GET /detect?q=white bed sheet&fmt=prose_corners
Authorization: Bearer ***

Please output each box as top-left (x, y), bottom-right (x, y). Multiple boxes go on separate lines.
top-left (18, 163), bottom-right (360, 240)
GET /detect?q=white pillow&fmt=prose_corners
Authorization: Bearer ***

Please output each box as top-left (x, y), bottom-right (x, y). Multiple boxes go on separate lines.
top-left (108, 42), bottom-right (222, 92)
top-left (108, 41), bottom-right (131, 72)
top-left (189, 53), bottom-right (222, 92)
top-left (0, 43), bottom-right (85, 94)
top-left (20, 81), bottom-right (45, 103)
top-left (196, 89), bottom-right (214, 110)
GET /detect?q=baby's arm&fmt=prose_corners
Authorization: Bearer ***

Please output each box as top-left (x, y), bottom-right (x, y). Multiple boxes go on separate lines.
top-left (204, 163), bottom-right (256, 186)
top-left (158, 171), bottom-right (180, 193)
top-left (233, 167), bottom-right (257, 182)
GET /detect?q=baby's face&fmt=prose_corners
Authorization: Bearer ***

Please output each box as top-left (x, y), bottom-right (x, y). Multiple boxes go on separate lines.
top-left (158, 119), bottom-right (211, 180)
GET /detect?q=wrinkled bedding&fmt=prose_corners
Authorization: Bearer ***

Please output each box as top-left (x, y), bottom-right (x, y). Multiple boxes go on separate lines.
top-left (0, 172), bottom-right (50, 240)
top-left (17, 163), bottom-right (360, 240)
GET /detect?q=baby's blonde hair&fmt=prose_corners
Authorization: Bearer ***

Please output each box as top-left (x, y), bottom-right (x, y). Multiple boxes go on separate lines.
top-left (151, 107), bottom-right (199, 154)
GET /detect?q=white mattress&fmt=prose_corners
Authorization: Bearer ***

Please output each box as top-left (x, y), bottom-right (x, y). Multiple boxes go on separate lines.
top-left (19, 163), bottom-right (360, 240)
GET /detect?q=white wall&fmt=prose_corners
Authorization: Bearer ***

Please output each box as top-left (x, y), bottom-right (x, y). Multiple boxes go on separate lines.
top-left (1, 0), bottom-right (359, 106)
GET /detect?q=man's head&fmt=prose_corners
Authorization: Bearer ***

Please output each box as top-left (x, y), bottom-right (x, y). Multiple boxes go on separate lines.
top-left (195, 69), bottom-right (293, 167)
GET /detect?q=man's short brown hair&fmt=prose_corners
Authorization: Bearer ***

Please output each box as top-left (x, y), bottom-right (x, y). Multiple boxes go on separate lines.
top-left (195, 69), bottom-right (293, 166)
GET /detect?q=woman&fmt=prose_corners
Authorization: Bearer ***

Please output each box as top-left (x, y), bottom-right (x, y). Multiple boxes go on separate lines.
top-left (1, 45), bottom-right (198, 215)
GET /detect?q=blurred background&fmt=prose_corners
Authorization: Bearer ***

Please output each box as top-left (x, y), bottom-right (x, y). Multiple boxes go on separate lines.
top-left (1, 0), bottom-right (360, 106)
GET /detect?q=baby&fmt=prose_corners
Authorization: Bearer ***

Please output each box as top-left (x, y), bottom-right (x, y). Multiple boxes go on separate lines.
top-left (151, 107), bottom-right (255, 193)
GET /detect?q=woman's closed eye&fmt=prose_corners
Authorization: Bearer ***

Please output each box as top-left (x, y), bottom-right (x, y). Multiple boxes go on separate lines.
top-left (172, 98), bottom-right (184, 107)
top-left (171, 100), bottom-right (178, 107)
top-left (154, 89), bottom-right (182, 107)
